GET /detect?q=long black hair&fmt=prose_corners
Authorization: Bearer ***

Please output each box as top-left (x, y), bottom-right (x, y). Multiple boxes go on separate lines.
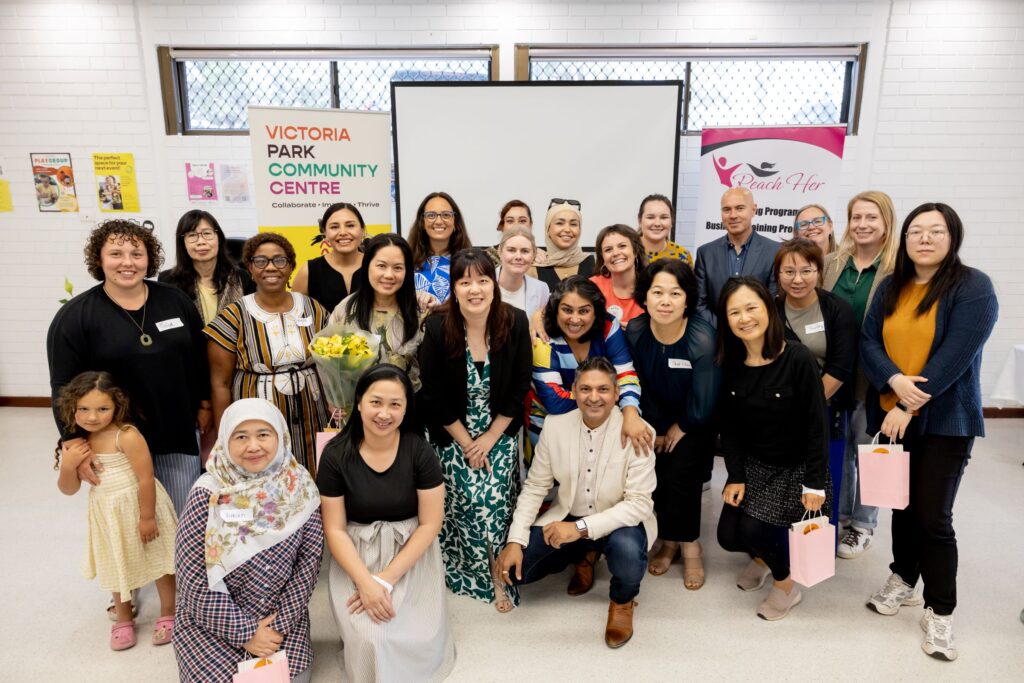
top-left (542, 275), bottom-right (608, 342)
top-left (407, 191), bottom-right (472, 270)
top-left (343, 233), bottom-right (419, 346)
top-left (881, 202), bottom-right (967, 317)
top-left (715, 276), bottom-right (785, 365)
top-left (333, 364), bottom-right (418, 458)
top-left (429, 247), bottom-right (512, 357)
top-left (164, 210), bottom-right (238, 298)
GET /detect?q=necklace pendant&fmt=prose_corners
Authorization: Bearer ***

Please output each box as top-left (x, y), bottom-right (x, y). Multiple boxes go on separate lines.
top-left (140, 333), bottom-right (153, 347)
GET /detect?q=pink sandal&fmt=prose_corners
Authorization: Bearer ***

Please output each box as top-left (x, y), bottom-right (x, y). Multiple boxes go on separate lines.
top-left (152, 616), bottom-right (175, 646)
top-left (110, 620), bottom-right (136, 651)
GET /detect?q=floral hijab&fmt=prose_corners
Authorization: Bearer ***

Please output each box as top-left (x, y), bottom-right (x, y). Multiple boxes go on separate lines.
top-left (196, 398), bottom-right (321, 594)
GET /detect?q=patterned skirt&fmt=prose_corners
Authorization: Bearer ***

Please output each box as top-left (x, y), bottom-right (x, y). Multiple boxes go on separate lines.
top-left (741, 457), bottom-right (833, 527)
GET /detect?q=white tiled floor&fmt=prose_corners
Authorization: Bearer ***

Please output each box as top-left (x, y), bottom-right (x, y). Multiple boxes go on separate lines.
top-left (3, 407), bottom-right (1022, 681)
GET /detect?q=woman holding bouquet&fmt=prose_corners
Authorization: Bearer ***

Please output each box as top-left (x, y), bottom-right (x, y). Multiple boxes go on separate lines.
top-left (418, 248), bottom-right (533, 613)
top-left (329, 233), bottom-right (425, 391)
top-left (205, 233), bottom-right (330, 476)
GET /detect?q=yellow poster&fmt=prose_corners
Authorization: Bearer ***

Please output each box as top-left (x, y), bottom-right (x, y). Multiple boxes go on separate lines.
top-left (0, 179), bottom-right (12, 212)
top-left (92, 152), bottom-right (140, 212)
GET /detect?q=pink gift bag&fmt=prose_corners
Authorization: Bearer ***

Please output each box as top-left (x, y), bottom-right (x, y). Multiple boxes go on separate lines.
top-left (234, 651), bottom-right (290, 683)
top-left (315, 409), bottom-right (345, 472)
top-left (789, 514), bottom-right (835, 587)
top-left (858, 433), bottom-right (909, 509)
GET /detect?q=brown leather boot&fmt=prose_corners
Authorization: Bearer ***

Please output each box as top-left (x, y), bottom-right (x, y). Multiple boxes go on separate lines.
top-left (605, 600), bottom-right (636, 648)
top-left (567, 551), bottom-right (598, 596)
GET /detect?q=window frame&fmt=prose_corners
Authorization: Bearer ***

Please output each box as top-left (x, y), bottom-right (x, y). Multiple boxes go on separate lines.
top-left (515, 43), bottom-right (867, 135)
top-left (157, 46), bottom-right (500, 136)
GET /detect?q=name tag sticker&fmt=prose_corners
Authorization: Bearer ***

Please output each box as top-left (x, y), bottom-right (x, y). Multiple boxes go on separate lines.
top-left (220, 507), bottom-right (254, 523)
top-left (805, 321), bottom-right (826, 334)
top-left (668, 358), bottom-right (692, 369)
top-left (295, 317), bottom-right (313, 327)
top-left (155, 317), bottom-right (184, 332)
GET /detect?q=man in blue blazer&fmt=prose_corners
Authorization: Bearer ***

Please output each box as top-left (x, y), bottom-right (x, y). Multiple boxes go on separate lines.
top-left (694, 187), bottom-right (780, 323)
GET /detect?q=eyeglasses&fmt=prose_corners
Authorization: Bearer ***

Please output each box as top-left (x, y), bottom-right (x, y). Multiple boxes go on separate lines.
top-left (795, 216), bottom-right (829, 231)
top-left (548, 198), bottom-right (581, 210)
top-left (250, 255), bottom-right (290, 269)
top-left (905, 228), bottom-right (949, 242)
top-left (184, 230), bottom-right (217, 244)
top-left (779, 268), bottom-right (818, 280)
top-left (423, 211), bottom-right (455, 222)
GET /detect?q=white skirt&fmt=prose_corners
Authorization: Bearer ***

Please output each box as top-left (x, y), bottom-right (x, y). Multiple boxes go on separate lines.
top-left (329, 517), bottom-right (455, 683)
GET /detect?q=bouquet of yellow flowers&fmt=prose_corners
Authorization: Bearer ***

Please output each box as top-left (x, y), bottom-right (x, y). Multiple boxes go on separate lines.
top-left (308, 323), bottom-right (381, 415)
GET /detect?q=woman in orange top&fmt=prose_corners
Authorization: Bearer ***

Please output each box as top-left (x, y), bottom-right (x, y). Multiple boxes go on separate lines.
top-left (859, 203), bottom-right (997, 662)
top-left (590, 224), bottom-right (647, 328)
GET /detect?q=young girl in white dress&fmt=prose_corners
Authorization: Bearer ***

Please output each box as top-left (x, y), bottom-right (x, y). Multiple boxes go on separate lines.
top-left (55, 371), bottom-right (178, 651)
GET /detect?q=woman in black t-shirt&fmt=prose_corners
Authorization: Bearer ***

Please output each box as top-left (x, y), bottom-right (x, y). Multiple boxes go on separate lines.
top-left (316, 365), bottom-right (453, 681)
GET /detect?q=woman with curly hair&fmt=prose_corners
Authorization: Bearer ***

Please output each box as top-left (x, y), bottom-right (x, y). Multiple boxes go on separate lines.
top-left (204, 232), bottom-right (330, 476)
top-left (47, 219), bottom-right (210, 515)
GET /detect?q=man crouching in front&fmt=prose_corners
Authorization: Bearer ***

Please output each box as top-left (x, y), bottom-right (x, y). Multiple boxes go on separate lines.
top-left (497, 356), bottom-right (656, 648)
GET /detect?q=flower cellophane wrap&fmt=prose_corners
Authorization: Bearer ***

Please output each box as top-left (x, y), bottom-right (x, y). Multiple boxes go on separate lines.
top-left (308, 322), bottom-right (381, 414)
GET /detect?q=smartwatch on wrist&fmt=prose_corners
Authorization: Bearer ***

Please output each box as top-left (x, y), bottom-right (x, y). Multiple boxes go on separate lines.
top-left (896, 401), bottom-right (910, 413)
top-left (575, 518), bottom-right (589, 539)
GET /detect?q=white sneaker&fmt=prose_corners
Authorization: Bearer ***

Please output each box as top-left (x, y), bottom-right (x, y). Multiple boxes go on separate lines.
top-left (921, 607), bottom-right (958, 661)
top-left (866, 573), bottom-right (923, 616)
top-left (837, 526), bottom-right (873, 559)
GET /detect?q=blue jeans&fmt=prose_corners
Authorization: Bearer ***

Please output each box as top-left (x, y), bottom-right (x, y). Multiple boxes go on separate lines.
top-left (838, 401), bottom-right (879, 530)
top-left (513, 520), bottom-right (648, 603)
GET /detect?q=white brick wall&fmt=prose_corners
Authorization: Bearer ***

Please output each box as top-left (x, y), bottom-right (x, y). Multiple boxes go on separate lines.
top-left (2, 0), bottom-right (1022, 403)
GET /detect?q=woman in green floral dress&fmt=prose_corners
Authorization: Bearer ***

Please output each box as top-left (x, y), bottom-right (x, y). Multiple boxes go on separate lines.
top-left (418, 248), bottom-right (533, 612)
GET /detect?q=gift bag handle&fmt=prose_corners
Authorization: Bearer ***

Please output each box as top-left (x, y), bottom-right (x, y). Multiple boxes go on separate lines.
top-left (869, 431), bottom-right (896, 446)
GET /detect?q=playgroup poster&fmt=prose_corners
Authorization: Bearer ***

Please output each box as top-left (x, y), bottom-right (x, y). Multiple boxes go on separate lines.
top-left (248, 106), bottom-right (392, 267)
top-left (30, 152), bottom-right (78, 212)
top-left (695, 126), bottom-right (846, 248)
top-left (185, 162), bottom-right (218, 201)
top-left (93, 152), bottom-right (140, 212)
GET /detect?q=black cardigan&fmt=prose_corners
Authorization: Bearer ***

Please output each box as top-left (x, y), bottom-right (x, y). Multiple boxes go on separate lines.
top-left (775, 288), bottom-right (858, 410)
top-left (417, 305), bottom-right (533, 447)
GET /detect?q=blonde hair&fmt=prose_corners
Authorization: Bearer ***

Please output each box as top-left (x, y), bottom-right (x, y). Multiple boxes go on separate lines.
top-left (837, 191), bottom-right (899, 272)
top-left (794, 203), bottom-right (837, 255)
top-left (498, 226), bottom-right (537, 252)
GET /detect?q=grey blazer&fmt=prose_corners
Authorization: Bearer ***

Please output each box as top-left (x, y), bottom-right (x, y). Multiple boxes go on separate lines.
top-left (694, 231), bottom-right (780, 323)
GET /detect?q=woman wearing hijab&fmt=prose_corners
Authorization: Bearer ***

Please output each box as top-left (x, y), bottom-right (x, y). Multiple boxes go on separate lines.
top-left (532, 199), bottom-right (595, 290)
top-left (173, 399), bottom-right (324, 683)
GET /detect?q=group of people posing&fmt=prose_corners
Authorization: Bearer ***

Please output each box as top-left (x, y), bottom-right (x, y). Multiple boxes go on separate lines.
top-left (46, 186), bottom-right (997, 681)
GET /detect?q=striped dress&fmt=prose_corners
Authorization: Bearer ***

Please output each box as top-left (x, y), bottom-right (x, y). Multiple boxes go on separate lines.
top-left (204, 293), bottom-right (329, 476)
top-left (528, 314), bottom-right (641, 449)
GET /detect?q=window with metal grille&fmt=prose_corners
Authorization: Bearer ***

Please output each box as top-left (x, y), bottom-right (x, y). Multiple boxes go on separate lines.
top-left (525, 46), bottom-right (863, 134)
top-left (160, 48), bottom-right (495, 134)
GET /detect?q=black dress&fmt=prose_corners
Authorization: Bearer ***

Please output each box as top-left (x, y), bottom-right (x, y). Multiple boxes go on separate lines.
top-left (534, 255), bottom-right (595, 290)
top-left (307, 256), bottom-right (361, 313)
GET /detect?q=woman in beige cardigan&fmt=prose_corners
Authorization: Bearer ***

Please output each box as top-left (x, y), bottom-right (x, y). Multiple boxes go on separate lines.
top-left (823, 190), bottom-right (900, 560)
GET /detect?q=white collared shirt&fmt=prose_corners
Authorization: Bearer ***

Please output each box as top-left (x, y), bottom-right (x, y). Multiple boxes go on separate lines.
top-left (569, 418), bottom-right (610, 518)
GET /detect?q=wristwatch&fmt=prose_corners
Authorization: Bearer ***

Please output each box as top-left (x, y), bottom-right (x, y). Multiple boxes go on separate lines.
top-left (575, 518), bottom-right (589, 538)
top-left (896, 401), bottom-right (910, 413)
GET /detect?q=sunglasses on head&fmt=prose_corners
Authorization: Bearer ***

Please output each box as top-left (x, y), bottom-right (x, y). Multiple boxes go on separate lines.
top-left (548, 198), bottom-right (581, 210)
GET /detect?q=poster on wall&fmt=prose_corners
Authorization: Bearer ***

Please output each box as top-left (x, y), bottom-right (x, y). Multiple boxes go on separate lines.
top-left (0, 164), bottom-right (13, 212)
top-left (30, 153), bottom-right (78, 212)
top-left (185, 162), bottom-right (218, 201)
top-left (248, 105), bottom-right (392, 268)
top-left (694, 126), bottom-right (846, 249)
top-left (218, 162), bottom-right (252, 205)
top-left (93, 152), bottom-right (140, 212)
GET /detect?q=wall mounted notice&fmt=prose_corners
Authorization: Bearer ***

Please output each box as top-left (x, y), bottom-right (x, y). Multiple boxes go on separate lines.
top-left (30, 153), bottom-right (78, 212)
top-left (695, 126), bottom-right (846, 249)
top-left (93, 152), bottom-right (140, 212)
top-left (248, 106), bottom-right (392, 268)
top-left (0, 164), bottom-right (12, 213)
top-left (218, 162), bottom-right (251, 205)
top-left (185, 162), bottom-right (218, 201)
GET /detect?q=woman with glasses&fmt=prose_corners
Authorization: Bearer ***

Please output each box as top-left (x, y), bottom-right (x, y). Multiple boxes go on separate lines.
top-left (292, 202), bottom-right (367, 313)
top-left (793, 204), bottom-right (837, 257)
top-left (205, 233), bottom-right (330, 476)
top-left (637, 194), bottom-right (693, 265)
top-left (822, 191), bottom-right (901, 560)
top-left (158, 210), bottom-right (253, 325)
top-left (860, 203), bottom-right (997, 661)
top-left (532, 199), bottom-right (595, 290)
top-left (407, 192), bottom-right (472, 303)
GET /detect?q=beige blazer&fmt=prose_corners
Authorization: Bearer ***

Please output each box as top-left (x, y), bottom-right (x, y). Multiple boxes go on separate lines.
top-left (507, 407), bottom-right (657, 549)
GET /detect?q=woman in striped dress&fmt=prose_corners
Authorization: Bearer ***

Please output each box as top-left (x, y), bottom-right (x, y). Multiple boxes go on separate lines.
top-left (205, 233), bottom-right (330, 476)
